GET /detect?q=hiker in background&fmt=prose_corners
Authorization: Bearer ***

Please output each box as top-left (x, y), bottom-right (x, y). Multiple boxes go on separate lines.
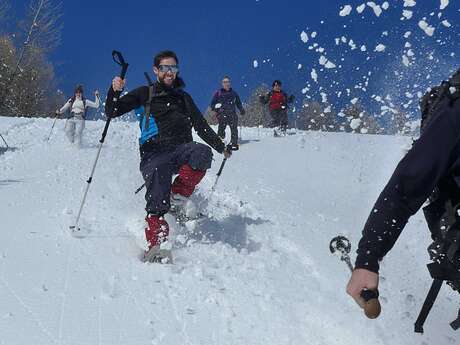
top-left (210, 76), bottom-right (245, 150)
top-left (259, 80), bottom-right (294, 136)
top-left (57, 85), bottom-right (100, 147)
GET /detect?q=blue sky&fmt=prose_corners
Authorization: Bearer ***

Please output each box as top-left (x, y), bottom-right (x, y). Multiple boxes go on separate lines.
top-left (9, 0), bottom-right (460, 118)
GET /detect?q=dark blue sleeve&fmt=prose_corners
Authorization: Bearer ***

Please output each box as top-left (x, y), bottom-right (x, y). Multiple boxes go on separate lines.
top-left (356, 97), bottom-right (460, 273)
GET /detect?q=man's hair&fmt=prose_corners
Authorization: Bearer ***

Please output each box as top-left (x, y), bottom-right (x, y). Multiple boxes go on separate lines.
top-left (154, 50), bottom-right (179, 67)
top-left (272, 80), bottom-right (282, 87)
top-left (222, 76), bottom-right (231, 81)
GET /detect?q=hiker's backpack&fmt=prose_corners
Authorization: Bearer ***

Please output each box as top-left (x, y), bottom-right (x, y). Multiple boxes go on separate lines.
top-left (419, 69), bottom-right (460, 133)
top-left (415, 69), bottom-right (460, 333)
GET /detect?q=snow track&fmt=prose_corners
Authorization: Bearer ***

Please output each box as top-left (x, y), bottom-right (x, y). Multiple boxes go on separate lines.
top-left (0, 116), bottom-right (457, 344)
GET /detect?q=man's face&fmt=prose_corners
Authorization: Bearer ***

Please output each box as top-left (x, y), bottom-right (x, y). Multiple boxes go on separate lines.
top-left (273, 83), bottom-right (281, 92)
top-left (153, 57), bottom-right (179, 87)
top-left (75, 91), bottom-right (82, 98)
top-left (222, 78), bottom-right (231, 91)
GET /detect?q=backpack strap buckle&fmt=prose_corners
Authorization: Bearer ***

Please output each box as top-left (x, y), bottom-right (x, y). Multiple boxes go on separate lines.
top-left (144, 85), bottom-right (155, 130)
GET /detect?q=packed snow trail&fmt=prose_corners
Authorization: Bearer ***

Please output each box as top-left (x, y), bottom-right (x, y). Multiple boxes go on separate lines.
top-left (0, 117), bottom-right (458, 345)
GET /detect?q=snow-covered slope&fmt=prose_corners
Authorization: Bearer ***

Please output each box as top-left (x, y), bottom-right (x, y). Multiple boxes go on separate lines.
top-left (0, 116), bottom-right (458, 345)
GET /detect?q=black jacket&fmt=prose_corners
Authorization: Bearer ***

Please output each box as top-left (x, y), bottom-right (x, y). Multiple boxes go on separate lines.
top-left (105, 78), bottom-right (225, 157)
top-left (356, 96), bottom-right (460, 273)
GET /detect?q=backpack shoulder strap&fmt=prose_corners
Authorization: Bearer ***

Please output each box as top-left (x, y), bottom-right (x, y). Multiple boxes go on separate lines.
top-left (82, 97), bottom-right (87, 119)
top-left (67, 97), bottom-right (75, 116)
top-left (414, 279), bottom-right (443, 333)
top-left (144, 85), bottom-right (155, 130)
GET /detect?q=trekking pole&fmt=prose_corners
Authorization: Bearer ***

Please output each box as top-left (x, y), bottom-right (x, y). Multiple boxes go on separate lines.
top-left (211, 156), bottom-right (228, 192)
top-left (134, 183), bottom-right (145, 195)
top-left (70, 51), bottom-right (129, 232)
top-left (329, 236), bottom-right (381, 319)
top-left (46, 112), bottom-right (59, 142)
top-left (0, 133), bottom-right (8, 149)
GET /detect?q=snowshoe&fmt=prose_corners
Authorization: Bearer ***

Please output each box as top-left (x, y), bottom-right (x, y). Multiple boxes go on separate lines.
top-left (169, 193), bottom-right (203, 225)
top-left (142, 245), bottom-right (173, 264)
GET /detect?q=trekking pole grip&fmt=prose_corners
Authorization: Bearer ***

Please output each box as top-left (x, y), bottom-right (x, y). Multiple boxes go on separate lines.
top-left (100, 51), bottom-right (129, 144)
top-left (360, 289), bottom-right (381, 319)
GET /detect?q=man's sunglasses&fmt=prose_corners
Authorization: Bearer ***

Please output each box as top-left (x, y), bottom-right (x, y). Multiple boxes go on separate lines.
top-left (158, 65), bottom-right (179, 73)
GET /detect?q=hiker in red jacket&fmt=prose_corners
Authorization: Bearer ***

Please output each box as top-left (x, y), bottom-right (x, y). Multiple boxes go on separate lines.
top-left (260, 80), bottom-right (294, 135)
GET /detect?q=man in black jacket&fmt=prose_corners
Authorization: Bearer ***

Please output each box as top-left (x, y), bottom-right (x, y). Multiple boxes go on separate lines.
top-left (346, 81), bottom-right (460, 310)
top-left (210, 76), bottom-right (245, 150)
top-left (106, 50), bottom-right (231, 262)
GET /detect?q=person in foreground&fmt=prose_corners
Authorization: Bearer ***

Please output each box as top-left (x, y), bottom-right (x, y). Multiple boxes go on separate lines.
top-left (105, 50), bottom-right (231, 263)
top-left (347, 70), bottom-right (460, 327)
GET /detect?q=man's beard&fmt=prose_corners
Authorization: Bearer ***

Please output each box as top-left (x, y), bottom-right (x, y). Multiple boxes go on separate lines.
top-left (159, 74), bottom-right (176, 86)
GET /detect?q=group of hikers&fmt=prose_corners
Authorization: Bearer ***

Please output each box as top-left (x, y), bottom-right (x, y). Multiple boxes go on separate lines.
top-left (56, 72), bottom-right (294, 149)
top-left (57, 49), bottom-right (460, 330)
top-left (56, 50), bottom-right (295, 262)
top-left (209, 77), bottom-right (295, 150)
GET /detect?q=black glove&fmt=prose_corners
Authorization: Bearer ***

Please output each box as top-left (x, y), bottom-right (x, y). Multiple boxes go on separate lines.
top-left (223, 145), bottom-right (232, 158)
top-left (240, 109), bottom-right (246, 115)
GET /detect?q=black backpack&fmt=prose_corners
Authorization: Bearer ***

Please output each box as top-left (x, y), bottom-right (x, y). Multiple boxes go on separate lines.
top-left (419, 69), bottom-right (460, 133)
top-left (415, 69), bottom-right (460, 333)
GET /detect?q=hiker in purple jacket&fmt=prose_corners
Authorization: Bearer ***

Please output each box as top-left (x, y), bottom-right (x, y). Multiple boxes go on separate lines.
top-left (210, 76), bottom-right (245, 150)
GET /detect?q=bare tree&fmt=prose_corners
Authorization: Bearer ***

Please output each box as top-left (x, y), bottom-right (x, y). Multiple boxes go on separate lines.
top-left (0, 0), bottom-right (10, 26)
top-left (386, 108), bottom-right (411, 135)
top-left (0, 35), bottom-right (16, 114)
top-left (295, 100), bottom-right (339, 132)
top-left (241, 84), bottom-right (270, 127)
top-left (0, 0), bottom-right (63, 115)
top-left (342, 102), bottom-right (383, 134)
top-left (11, 0), bottom-right (62, 82)
top-left (21, 0), bottom-right (63, 52)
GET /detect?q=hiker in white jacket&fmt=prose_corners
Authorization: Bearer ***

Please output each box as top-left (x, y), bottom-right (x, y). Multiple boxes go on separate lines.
top-left (57, 85), bottom-right (100, 147)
